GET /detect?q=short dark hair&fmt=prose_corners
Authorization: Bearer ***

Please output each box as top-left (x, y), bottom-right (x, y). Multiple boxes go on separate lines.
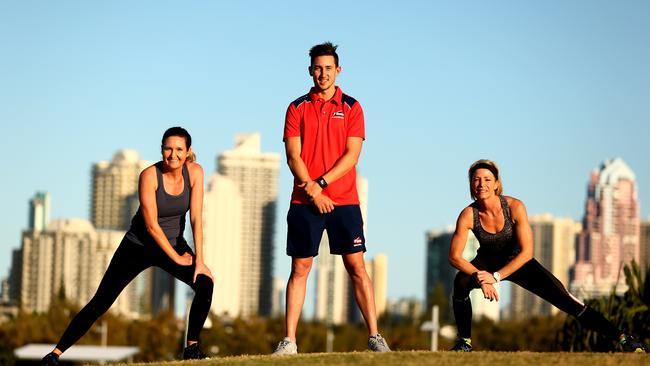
top-left (309, 42), bottom-right (339, 66)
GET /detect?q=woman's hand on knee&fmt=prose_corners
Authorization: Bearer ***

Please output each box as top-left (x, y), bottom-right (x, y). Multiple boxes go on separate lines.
top-left (476, 270), bottom-right (497, 285)
top-left (480, 284), bottom-right (499, 302)
top-left (174, 252), bottom-right (193, 266)
top-left (193, 260), bottom-right (214, 283)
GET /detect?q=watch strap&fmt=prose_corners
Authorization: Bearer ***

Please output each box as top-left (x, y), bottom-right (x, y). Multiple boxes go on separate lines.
top-left (316, 176), bottom-right (328, 188)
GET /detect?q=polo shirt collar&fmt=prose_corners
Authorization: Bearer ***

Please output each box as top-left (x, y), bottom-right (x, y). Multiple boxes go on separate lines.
top-left (309, 86), bottom-right (342, 105)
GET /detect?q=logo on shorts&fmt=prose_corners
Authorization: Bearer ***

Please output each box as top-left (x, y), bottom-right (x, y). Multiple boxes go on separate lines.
top-left (353, 237), bottom-right (363, 246)
top-left (332, 111), bottom-right (345, 119)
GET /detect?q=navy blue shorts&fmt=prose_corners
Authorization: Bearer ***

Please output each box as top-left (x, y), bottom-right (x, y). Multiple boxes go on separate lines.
top-left (286, 204), bottom-right (366, 258)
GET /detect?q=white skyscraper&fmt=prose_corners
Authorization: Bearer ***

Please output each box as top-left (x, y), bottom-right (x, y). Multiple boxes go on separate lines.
top-left (91, 149), bottom-right (150, 230)
top-left (217, 133), bottom-right (280, 316)
top-left (203, 174), bottom-right (243, 317)
top-left (18, 219), bottom-right (139, 317)
top-left (29, 192), bottom-right (50, 232)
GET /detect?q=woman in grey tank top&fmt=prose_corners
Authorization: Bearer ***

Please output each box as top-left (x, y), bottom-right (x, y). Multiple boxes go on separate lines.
top-left (42, 127), bottom-right (215, 366)
top-left (446, 159), bottom-right (646, 353)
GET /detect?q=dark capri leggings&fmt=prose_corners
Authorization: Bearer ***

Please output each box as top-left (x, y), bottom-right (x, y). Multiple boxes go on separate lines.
top-left (55, 237), bottom-right (213, 352)
top-left (452, 257), bottom-right (620, 339)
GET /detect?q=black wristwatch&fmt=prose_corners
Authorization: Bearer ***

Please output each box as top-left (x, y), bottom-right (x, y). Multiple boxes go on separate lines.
top-left (316, 176), bottom-right (328, 189)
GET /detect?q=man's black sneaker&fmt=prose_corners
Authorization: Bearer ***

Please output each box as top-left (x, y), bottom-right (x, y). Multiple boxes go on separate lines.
top-left (183, 343), bottom-right (209, 360)
top-left (451, 337), bottom-right (473, 352)
top-left (41, 352), bottom-right (60, 366)
top-left (621, 335), bottom-right (647, 353)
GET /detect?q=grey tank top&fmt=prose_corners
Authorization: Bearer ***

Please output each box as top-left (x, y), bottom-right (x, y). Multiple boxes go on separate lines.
top-left (126, 162), bottom-right (191, 246)
top-left (471, 195), bottom-right (521, 260)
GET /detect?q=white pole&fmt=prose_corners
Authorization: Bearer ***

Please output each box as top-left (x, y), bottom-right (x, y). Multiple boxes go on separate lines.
top-left (431, 305), bottom-right (439, 352)
top-left (326, 326), bottom-right (334, 353)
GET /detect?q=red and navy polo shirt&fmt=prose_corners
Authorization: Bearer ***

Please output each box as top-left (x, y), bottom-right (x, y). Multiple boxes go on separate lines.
top-left (283, 86), bottom-right (365, 205)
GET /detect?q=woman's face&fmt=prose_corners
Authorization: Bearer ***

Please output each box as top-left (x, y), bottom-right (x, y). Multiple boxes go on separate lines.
top-left (472, 168), bottom-right (498, 200)
top-left (161, 135), bottom-right (189, 170)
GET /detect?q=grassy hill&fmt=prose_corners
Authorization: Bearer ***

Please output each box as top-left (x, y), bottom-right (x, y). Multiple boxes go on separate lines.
top-left (121, 350), bottom-right (648, 366)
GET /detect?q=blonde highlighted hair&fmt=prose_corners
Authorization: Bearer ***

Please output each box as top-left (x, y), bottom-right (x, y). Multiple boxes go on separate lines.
top-left (186, 151), bottom-right (197, 164)
top-left (468, 159), bottom-right (503, 200)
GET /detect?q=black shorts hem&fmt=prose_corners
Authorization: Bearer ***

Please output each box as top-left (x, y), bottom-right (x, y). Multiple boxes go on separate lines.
top-left (330, 246), bottom-right (367, 256)
top-left (286, 250), bottom-right (319, 258)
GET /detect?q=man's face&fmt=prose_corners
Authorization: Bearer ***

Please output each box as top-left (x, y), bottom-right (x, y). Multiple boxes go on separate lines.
top-left (309, 55), bottom-right (341, 92)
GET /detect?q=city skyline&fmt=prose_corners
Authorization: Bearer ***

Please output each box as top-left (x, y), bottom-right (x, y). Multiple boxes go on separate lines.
top-left (2, 1), bottom-right (649, 303)
top-left (1, 137), bottom-right (648, 307)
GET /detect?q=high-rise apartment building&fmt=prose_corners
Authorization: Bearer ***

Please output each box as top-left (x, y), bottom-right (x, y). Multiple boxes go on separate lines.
top-left (640, 217), bottom-right (650, 277)
top-left (18, 219), bottom-right (139, 316)
top-left (91, 149), bottom-right (150, 230)
top-left (203, 174), bottom-right (243, 317)
top-left (570, 158), bottom-right (640, 298)
top-left (7, 249), bottom-right (22, 305)
top-left (509, 214), bottom-right (580, 319)
top-left (8, 191), bottom-right (53, 305)
top-left (425, 227), bottom-right (456, 308)
top-left (217, 133), bottom-right (280, 316)
top-left (0, 279), bottom-right (9, 304)
top-left (29, 192), bottom-right (50, 232)
top-left (424, 226), bottom-right (499, 321)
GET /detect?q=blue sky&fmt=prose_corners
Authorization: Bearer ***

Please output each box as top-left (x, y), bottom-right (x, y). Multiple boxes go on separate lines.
top-left (1, 1), bottom-right (649, 312)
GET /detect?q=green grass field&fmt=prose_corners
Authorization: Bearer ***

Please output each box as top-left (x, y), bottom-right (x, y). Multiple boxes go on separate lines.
top-left (121, 351), bottom-right (648, 366)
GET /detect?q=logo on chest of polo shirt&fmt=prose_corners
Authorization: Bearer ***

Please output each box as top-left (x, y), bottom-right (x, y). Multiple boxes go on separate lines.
top-left (331, 111), bottom-right (345, 119)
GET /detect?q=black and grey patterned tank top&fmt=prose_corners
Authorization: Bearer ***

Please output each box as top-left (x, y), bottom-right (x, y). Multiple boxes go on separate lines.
top-left (126, 162), bottom-right (191, 246)
top-left (471, 195), bottom-right (521, 259)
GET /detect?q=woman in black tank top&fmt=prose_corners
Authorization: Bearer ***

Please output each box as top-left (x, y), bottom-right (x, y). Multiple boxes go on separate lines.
top-left (446, 159), bottom-right (646, 353)
top-left (42, 127), bottom-right (215, 365)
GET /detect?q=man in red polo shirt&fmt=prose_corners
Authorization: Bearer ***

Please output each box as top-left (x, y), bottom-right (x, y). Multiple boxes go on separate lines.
top-left (272, 42), bottom-right (390, 355)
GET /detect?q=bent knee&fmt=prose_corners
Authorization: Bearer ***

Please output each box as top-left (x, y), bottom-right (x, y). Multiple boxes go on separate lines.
top-left (453, 272), bottom-right (474, 293)
top-left (194, 275), bottom-right (214, 295)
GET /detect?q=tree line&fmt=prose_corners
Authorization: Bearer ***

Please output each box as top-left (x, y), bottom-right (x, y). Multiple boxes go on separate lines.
top-left (0, 262), bottom-right (647, 364)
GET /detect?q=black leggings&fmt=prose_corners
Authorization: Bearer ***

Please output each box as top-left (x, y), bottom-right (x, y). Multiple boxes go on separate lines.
top-left (452, 257), bottom-right (621, 339)
top-left (56, 237), bottom-right (213, 352)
